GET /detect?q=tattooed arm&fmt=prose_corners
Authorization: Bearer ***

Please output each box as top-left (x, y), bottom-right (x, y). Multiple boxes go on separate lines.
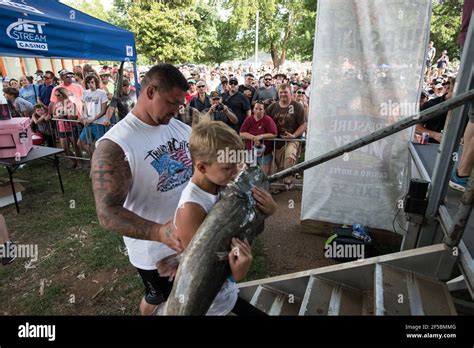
top-left (91, 139), bottom-right (182, 251)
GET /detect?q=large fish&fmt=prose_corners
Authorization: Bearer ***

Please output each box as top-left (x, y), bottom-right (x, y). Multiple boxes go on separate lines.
top-left (163, 166), bottom-right (268, 315)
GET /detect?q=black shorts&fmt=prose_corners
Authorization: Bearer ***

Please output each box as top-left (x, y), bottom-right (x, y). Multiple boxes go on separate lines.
top-left (136, 268), bottom-right (174, 305)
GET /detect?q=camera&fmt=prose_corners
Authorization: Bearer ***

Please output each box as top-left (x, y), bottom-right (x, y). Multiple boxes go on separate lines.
top-left (216, 103), bottom-right (224, 111)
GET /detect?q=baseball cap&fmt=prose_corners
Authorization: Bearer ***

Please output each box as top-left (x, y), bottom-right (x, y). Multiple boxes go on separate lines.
top-left (229, 77), bottom-right (238, 84)
top-left (58, 69), bottom-right (73, 76)
top-left (122, 79), bottom-right (130, 86)
top-left (210, 91), bottom-right (221, 99)
top-left (187, 79), bottom-right (196, 84)
top-left (245, 73), bottom-right (255, 78)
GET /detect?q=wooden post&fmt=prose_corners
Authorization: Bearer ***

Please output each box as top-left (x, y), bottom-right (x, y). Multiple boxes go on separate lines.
top-left (35, 58), bottom-right (42, 72)
top-left (19, 57), bottom-right (26, 76)
top-left (0, 57), bottom-right (6, 77)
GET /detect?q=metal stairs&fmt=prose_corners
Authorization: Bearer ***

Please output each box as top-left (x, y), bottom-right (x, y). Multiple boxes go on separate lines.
top-left (239, 243), bottom-right (457, 315)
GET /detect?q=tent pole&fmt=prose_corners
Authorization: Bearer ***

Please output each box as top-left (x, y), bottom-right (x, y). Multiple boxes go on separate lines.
top-left (133, 61), bottom-right (140, 97)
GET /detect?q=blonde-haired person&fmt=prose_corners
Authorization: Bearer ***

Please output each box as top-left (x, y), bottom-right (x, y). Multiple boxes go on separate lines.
top-left (52, 87), bottom-right (81, 168)
top-left (157, 121), bottom-right (276, 316)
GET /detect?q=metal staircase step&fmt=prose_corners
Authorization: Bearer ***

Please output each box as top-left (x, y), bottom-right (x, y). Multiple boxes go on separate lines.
top-left (300, 276), bottom-right (368, 315)
top-left (249, 285), bottom-right (301, 315)
top-left (375, 263), bottom-right (457, 315)
top-left (299, 276), bottom-right (333, 315)
top-left (414, 274), bottom-right (457, 315)
top-left (375, 263), bottom-right (412, 315)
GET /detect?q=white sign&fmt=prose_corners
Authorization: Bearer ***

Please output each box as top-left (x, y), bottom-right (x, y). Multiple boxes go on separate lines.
top-left (301, 0), bottom-right (431, 231)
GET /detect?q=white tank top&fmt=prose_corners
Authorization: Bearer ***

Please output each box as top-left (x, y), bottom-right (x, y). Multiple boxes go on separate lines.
top-left (174, 181), bottom-right (239, 316)
top-left (97, 113), bottom-right (193, 270)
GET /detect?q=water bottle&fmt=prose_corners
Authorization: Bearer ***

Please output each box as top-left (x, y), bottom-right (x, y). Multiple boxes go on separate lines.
top-left (352, 223), bottom-right (372, 243)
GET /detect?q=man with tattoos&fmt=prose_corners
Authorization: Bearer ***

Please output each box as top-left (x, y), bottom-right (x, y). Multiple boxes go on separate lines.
top-left (91, 64), bottom-right (191, 315)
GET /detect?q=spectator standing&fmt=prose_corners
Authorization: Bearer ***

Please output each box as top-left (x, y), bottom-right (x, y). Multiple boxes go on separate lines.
top-left (79, 75), bottom-right (109, 157)
top-left (39, 71), bottom-right (55, 106)
top-left (106, 79), bottom-right (136, 123)
top-left (189, 81), bottom-right (211, 112)
top-left (185, 79), bottom-right (198, 104)
top-left (3, 87), bottom-right (33, 118)
top-left (203, 91), bottom-right (238, 127)
top-left (19, 76), bottom-right (40, 106)
top-left (252, 73), bottom-right (278, 107)
top-left (266, 84), bottom-right (307, 192)
top-left (222, 77), bottom-right (251, 133)
top-left (240, 100), bottom-right (277, 175)
top-left (436, 50), bottom-right (449, 76)
top-left (238, 73), bottom-right (256, 104)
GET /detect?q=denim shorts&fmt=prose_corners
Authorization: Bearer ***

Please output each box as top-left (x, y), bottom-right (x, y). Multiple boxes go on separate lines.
top-left (79, 124), bottom-right (107, 142)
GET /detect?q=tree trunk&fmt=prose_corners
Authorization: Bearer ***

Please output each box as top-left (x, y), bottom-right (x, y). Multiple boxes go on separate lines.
top-left (271, 42), bottom-right (281, 70)
top-left (278, 12), bottom-right (293, 70)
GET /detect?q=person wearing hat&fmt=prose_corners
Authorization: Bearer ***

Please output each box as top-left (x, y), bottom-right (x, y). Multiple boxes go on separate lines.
top-left (416, 77), bottom-right (455, 144)
top-left (106, 78), bottom-right (136, 122)
top-left (203, 91), bottom-right (238, 127)
top-left (50, 69), bottom-right (84, 117)
top-left (99, 70), bottom-right (114, 101)
top-left (222, 77), bottom-right (251, 133)
top-left (238, 73), bottom-right (256, 103)
top-left (185, 79), bottom-right (197, 104)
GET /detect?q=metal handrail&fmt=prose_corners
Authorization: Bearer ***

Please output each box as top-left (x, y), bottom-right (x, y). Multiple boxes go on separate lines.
top-left (269, 89), bottom-right (474, 183)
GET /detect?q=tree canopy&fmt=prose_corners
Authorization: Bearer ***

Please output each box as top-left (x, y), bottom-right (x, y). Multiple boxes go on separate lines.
top-left (63, 0), bottom-right (464, 68)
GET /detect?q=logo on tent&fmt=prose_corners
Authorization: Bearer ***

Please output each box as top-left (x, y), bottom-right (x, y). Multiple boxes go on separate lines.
top-left (0, 0), bottom-right (44, 15)
top-left (6, 18), bottom-right (48, 51)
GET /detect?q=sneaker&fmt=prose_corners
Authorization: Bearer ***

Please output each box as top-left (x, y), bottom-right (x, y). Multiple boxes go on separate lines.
top-left (449, 170), bottom-right (468, 192)
top-left (1, 241), bottom-right (16, 266)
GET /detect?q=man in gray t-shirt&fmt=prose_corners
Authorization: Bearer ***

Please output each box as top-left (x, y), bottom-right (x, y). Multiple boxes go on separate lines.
top-left (3, 87), bottom-right (33, 118)
top-left (252, 73), bottom-right (278, 107)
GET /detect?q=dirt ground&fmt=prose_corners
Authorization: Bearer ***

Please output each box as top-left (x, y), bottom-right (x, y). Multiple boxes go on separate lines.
top-left (261, 188), bottom-right (402, 278)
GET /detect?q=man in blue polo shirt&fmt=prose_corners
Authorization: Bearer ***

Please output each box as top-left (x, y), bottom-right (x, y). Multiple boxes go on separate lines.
top-left (38, 71), bottom-right (55, 106)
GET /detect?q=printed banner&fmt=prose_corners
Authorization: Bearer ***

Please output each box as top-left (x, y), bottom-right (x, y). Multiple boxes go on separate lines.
top-left (301, 0), bottom-right (431, 231)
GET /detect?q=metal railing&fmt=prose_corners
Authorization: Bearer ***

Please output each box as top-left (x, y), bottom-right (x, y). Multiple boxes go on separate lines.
top-left (33, 118), bottom-right (114, 162)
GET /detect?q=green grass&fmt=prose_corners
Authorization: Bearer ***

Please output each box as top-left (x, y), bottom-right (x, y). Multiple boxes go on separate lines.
top-left (0, 158), bottom-right (268, 315)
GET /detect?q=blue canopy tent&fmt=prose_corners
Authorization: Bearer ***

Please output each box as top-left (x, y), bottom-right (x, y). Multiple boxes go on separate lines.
top-left (0, 0), bottom-right (139, 92)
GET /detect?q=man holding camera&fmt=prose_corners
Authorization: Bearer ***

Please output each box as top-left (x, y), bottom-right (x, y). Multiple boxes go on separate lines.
top-left (203, 91), bottom-right (238, 127)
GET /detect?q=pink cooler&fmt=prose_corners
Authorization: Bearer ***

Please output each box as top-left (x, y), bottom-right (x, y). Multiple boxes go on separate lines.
top-left (0, 118), bottom-right (33, 159)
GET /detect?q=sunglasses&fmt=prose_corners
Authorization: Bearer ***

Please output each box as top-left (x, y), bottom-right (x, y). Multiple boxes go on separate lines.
top-left (296, 91), bottom-right (305, 94)
top-left (229, 81), bottom-right (238, 86)
top-left (197, 85), bottom-right (206, 88)
top-left (264, 78), bottom-right (272, 81)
